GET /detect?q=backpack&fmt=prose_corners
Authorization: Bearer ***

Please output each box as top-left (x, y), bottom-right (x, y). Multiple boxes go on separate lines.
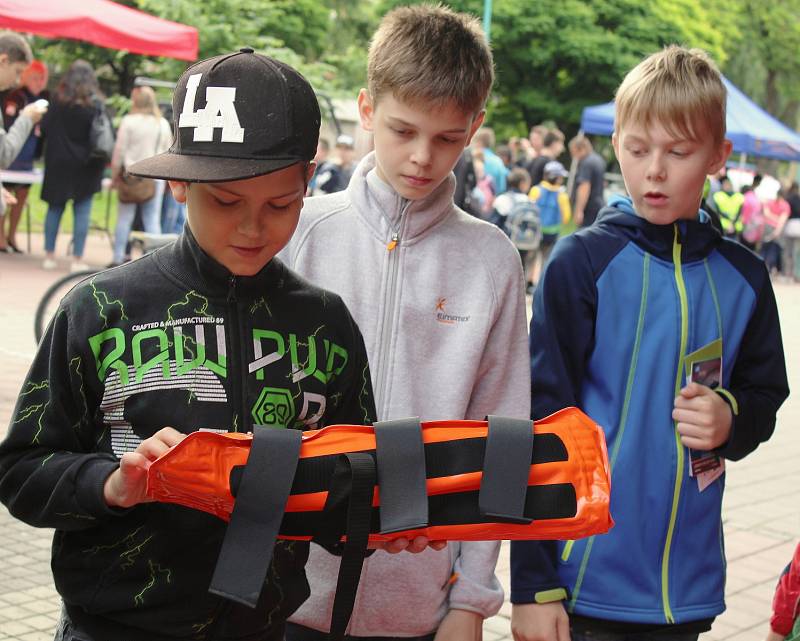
top-left (503, 192), bottom-right (542, 251)
top-left (534, 186), bottom-right (562, 235)
top-left (88, 100), bottom-right (115, 163)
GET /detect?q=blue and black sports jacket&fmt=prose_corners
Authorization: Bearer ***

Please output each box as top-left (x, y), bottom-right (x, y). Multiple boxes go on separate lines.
top-left (512, 197), bottom-right (789, 624)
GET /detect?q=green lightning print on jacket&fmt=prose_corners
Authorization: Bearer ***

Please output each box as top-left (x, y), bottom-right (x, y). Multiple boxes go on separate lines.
top-left (0, 228), bottom-right (377, 641)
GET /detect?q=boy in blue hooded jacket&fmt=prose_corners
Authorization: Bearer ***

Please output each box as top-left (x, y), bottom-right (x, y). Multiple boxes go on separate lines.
top-left (511, 46), bottom-right (790, 641)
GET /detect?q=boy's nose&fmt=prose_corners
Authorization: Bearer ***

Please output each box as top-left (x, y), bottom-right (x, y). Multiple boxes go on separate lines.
top-left (237, 209), bottom-right (264, 237)
top-left (646, 156), bottom-right (666, 181)
top-left (411, 140), bottom-right (433, 167)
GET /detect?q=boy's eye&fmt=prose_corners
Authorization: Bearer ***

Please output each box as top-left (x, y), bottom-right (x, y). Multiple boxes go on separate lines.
top-left (440, 137), bottom-right (460, 144)
top-left (670, 150), bottom-right (688, 157)
top-left (391, 128), bottom-right (411, 136)
top-left (271, 197), bottom-right (299, 211)
top-left (213, 196), bottom-right (239, 207)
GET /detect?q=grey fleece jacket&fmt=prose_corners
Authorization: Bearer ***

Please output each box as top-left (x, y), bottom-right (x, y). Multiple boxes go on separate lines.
top-left (280, 153), bottom-right (531, 636)
top-left (0, 114), bottom-right (34, 215)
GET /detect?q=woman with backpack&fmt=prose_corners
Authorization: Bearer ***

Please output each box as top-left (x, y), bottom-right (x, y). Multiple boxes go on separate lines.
top-left (40, 60), bottom-right (107, 272)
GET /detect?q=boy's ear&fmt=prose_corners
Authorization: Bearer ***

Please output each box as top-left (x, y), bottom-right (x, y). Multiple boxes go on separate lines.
top-left (305, 161), bottom-right (317, 185)
top-left (710, 139), bottom-right (733, 174)
top-left (465, 111), bottom-right (486, 146)
top-left (357, 88), bottom-right (375, 132)
top-left (611, 132), bottom-right (620, 159)
top-left (169, 180), bottom-right (189, 204)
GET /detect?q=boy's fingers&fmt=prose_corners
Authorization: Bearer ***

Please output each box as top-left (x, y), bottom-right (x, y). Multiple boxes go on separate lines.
top-left (429, 540), bottom-right (447, 551)
top-left (119, 451), bottom-right (150, 474)
top-left (408, 536), bottom-right (430, 553)
top-left (679, 382), bottom-right (704, 399)
top-left (137, 438), bottom-right (173, 461)
top-left (383, 537), bottom-right (409, 554)
top-left (672, 408), bottom-right (704, 425)
top-left (676, 421), bottom-right (710, 439)
top-left (154, 427), bottom-right (186, 447)
top-left (679, 434), bottom-right (710, 450)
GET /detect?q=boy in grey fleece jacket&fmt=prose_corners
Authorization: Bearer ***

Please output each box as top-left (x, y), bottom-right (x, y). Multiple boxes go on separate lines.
top-left (281, 6), bottom-right (530, 641)
top-left (0, 33), bottom-right (46, 217)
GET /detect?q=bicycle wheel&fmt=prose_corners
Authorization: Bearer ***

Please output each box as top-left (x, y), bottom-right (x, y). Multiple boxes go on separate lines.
top-left (34, 270), bottom-right (99, 344)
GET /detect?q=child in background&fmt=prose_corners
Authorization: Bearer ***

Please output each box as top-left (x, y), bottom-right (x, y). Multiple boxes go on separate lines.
top-left (528, 160), bottom-right (571, 287)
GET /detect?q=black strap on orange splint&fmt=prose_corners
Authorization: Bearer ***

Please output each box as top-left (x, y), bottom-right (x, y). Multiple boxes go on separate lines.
top-left (479, 415), bottom-right (534, 524)
top-left (312, 452), bottom-right (375, 641)
top-left (373, 417), bottom-right (428, 533)
top-left (209, 425), bottom-right (302, 607)
top-left (226, 428), bottom-right (571, 533)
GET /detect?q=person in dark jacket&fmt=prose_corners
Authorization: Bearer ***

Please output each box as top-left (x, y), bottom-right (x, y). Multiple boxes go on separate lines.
top-left (512, 45), bottom-right (789, 641)
top-left (40, 59), bottom-right (106, 272)
top-left (0, 49), bottom-right (382, 641)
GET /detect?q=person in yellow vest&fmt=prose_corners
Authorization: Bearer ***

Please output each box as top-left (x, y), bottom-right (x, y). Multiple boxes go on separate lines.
top-left (712, 175), bottom-right (744, 238)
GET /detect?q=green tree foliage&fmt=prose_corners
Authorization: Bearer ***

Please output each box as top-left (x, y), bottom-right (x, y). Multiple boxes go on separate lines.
top-left (27, 0), bottom-right (800, 150)
top-left (31, 0), bottom-right (375, 100)
top-left (724, 0), bottom-right (800, 128)
top-left (377, 0), bottom-right (738, 139)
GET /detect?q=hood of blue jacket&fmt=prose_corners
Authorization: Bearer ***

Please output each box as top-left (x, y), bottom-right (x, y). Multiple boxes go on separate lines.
top-left (597, 195), bottom-right (720, 263)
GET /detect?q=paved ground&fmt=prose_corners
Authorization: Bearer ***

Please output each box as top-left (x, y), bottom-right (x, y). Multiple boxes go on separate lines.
top-left (0, 231), bottom-right (798, 641)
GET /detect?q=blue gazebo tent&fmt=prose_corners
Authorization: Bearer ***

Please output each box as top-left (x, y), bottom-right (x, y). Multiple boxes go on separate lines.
top-left (579, 77), bottom-right (800, 162)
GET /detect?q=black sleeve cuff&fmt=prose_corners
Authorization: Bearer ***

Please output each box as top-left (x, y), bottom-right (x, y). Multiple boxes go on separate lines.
top-left (75, 456), bottom-right (131, 518)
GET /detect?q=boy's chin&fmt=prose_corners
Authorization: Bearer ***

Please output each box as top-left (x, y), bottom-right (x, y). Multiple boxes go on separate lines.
top-left (223, 256), bottom-right (274, 277)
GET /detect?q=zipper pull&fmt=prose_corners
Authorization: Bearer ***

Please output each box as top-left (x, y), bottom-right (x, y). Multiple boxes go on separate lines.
top-left (387, 233), bottom-right (399, 252)
top-left (227, 275), bottom-right (237, 303)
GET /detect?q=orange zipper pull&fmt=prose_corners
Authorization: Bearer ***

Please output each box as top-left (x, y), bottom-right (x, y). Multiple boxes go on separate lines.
top-left (387, 233), bottom-right (399, 251)
top-left (442, 572), bottom-right (459, 589)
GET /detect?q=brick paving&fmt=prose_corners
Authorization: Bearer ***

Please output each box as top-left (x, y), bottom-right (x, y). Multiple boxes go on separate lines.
top-left (1, 231), bottom-right (798, 640)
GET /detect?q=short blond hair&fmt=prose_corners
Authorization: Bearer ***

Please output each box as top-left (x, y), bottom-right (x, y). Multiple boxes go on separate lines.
top-left (368, 4), bottom-right (494, 116)
top-left (615, 45), bottom-right (726, 146)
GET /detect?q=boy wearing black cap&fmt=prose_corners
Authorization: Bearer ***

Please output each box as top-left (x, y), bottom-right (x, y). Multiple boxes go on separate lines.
top-left (0, 49), bottom-right (377, 641)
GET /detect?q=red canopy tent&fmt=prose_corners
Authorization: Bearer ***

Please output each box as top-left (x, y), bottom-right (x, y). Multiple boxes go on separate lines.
top-left (0, 0), bottom-right (198, 61)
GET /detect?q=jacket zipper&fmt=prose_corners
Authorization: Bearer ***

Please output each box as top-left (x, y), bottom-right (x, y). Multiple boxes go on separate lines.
top-left (662, 224), bottom-right (689, 623)
top-left (227, 275), bottom-right (248, 430)
top-left (374, 202), bottom-right (409, 417)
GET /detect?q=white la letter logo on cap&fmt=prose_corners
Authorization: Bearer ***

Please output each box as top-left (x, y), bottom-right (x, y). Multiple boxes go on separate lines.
top-left (179, 73), bottom-right (245, 143)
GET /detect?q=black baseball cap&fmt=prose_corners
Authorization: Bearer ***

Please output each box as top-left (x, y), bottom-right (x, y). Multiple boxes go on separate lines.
top-left (129, 48), bottom-right (321, 183)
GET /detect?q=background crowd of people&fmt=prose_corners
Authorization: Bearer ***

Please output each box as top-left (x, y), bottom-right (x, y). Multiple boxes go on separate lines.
top-left (3, 48), bottom-right (800, 292)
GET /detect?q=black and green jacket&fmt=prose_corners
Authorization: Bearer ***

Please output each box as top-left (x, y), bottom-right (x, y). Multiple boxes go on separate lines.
top-left (0, 229), bottom-right (376, 641)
